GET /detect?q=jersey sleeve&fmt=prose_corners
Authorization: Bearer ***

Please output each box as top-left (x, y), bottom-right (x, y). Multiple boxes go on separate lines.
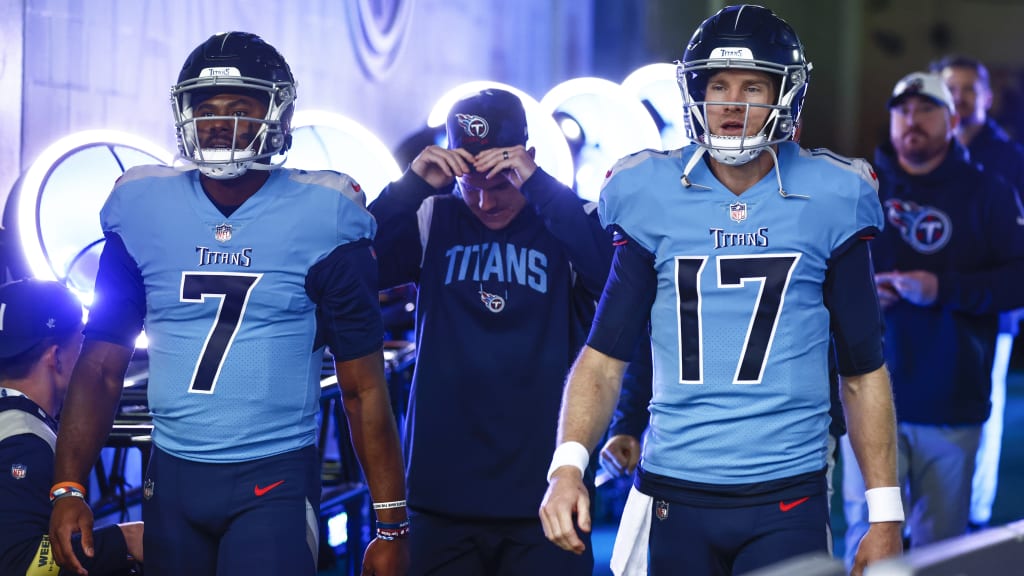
top-left (331, 173), bottom-right (377, 246)
top-left (586, 230), bottom-right (658, 361)
top-left (87, 201), bottom-right (146, 347)
top-left (824, 238), bottom-right (885, 376)
top-left (846, 157), bottom-right (884, 246)
top-left (305, 239), bottom-right (384, 361)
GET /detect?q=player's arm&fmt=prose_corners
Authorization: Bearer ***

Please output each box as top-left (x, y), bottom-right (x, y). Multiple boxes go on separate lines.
top-left (519, 170), bottom-right (614, 298)
top-left (599, 334), bottom-right (651, 480)
top-left (51, 232), bottom-right (143, 575)
top-left (825, 237), bottom-right (903, 574)
top-left (540, 233), bottom-right (656, 554)
top-left (306, 240), bottom-right (409, 576)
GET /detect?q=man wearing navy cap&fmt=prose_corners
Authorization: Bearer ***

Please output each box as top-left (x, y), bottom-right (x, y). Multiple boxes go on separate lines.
top-left (840, 70), bottom-right (1024, 567)
top-left (369, 89), bottom-right (612, 574)
top-left (0, 279), bottom-right (143, 575)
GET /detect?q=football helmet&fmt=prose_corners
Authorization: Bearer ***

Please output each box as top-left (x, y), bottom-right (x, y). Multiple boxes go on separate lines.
top-left (171, 32), bottom-right (296, 179)
top-left (678, 5), bottom-right (810, 165)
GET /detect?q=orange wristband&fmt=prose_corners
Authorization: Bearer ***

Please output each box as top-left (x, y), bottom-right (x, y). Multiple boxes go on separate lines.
top-left (49, 481), bottom-right (87, 500)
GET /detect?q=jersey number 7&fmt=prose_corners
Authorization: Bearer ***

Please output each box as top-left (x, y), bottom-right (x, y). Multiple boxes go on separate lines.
top-left (180, 272), bottom-right (263, 393)
top-left (676, 253), bottom-right (800, 384)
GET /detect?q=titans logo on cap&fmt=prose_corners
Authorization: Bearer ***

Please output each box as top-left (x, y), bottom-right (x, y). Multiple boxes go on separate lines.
top-left (456, 114), bottom-right (489, 139)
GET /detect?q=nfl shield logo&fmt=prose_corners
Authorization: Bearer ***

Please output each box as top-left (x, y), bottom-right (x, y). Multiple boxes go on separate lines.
top-left (655, 499), bottom-right (670, 521)
top-left (214, 223), bottom-right (233, 243)
top-left (11, 464), bottom-right (27, 479)
top-left (144, 478), bottom-right (155, 500)
top-left (729, 202), bottom-right (747, 223)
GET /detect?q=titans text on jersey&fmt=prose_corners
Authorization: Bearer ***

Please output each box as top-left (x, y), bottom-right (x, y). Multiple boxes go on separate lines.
top-left (196, 246), bottom-right (254, 267)
top-left (710, 227), bottom-right (769, 250)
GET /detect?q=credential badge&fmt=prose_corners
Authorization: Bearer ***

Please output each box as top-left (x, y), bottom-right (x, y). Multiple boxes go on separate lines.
top-left (729, 202), bottom-right (747, 223)
top-left (214, 223), bottom-right (233, 243)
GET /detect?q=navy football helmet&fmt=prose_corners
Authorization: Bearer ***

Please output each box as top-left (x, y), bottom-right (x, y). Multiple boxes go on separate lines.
top-left (678, 5), bottom-right (810, 165)
top-left (171, 32), bottom-right (296, 179)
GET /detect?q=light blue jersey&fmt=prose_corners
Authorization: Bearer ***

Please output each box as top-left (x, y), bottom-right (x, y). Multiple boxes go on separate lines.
top-left (600, 142), bottom-right (882, 484)
top-left (102, 166), bottom-right (374, 462)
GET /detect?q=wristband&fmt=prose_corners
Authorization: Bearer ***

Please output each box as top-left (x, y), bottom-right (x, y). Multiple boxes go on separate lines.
top-left (546, 441), bottom-right (589, 481)
top-left (865, 486), bottom-right (905, 523)
top-left (49, 481), bottom-right (87, 502)
top-left (50, 486), bottom-right (87, 504)
top-left (375, 519), bottom-right (410, 541)
top-left (372, 500), bottom-right (407, 510)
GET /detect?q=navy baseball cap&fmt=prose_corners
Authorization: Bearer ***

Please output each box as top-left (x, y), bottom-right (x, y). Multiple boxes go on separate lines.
top-left (446, 89), bottom-right (528, 155)
top-left (0, 279), bottom-right (84, 359)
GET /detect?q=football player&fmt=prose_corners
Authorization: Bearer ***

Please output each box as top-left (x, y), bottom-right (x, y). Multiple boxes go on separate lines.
top-left (48, 32), bottom-right (408, 576)
top-left (540, 5), bottom-right (903, 575)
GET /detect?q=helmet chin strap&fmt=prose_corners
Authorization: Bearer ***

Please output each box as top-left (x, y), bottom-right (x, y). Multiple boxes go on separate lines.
top-left (680, 138), bottom-right (808, 200)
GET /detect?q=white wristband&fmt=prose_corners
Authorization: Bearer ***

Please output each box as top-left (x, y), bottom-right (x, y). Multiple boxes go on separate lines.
top-left (546, 441), bottom-right (590, 481)
top-left (865, 486), bottom-right (905, 523)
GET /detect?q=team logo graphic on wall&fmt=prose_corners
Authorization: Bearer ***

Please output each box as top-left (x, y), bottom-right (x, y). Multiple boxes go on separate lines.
top-left (729, 202), bottom-right (748, 223)
top-left (655, 500), bottom-right (670, 521)
top-left (884, 199), bottom-right (951, 254)
top-left (478, 290), bottom-right (505, 313)
top-left (10, 463), bottom-right (27, 479)
top-left (214, 223), bottom-right (233, 243)
top-left (456, 114), bottom-right (489, 139)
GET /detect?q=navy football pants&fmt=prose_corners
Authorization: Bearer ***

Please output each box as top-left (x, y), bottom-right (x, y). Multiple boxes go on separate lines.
top-left (648, 491), bottom-right (830, 575)
top-left (142, 445), bottom-right (321, 576)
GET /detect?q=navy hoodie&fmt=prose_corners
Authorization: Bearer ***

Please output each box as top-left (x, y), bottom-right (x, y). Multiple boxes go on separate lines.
top-left (370, 168), bottom-right (611, 518)
top-left (872, 139), bottom-right (1024, 425)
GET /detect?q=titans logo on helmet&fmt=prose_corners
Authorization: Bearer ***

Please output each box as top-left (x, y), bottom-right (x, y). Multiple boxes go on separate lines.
top-left (885, 199), bottom-right (952, 254)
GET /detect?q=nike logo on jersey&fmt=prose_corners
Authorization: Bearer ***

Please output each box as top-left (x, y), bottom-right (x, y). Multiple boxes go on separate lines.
top-left (779, 497), bottom-right (810, 512)
top-left (254, 480), bottom-right (285, 497)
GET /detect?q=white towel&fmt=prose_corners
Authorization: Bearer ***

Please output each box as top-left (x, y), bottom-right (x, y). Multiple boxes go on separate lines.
top-left (610, 485), bottom-right (652, 576)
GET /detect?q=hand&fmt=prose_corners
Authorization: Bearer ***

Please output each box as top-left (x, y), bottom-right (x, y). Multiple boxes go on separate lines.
top-left (851, 521), bottom-right (903, 575)
top-left (117, 521), bottom-right (144, 564)
top-left (472, 146), bottom-right (538, 186)
top-left (538, 467), bottom-right (591, 554)
top-left (360, 537), bottom-right (410, 576)
top-left (890, 270), bottom-right (938, 306)
top-left (49, 497), bottom-right (95, 575)
top-left (409, 145), bottom-right (475, 189)
top-left (874, 272), bottom-right (901, 309)
top-left (599, 435), bottom-right (641, 479)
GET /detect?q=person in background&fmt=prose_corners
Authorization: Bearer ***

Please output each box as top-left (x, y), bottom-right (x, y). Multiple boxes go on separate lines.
top-left (369, 88), bottom-right (612, 575)
top-left (0, 278), bottom-right (143, 575)
top-left (930, 54), bottom-right (1024, 531)
top-left (841, 70), bottom-right (1024, 569)
top-left (47, 32), bottom-right (408, 576)
top-left (540, 5), bottom-right (903, 575)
